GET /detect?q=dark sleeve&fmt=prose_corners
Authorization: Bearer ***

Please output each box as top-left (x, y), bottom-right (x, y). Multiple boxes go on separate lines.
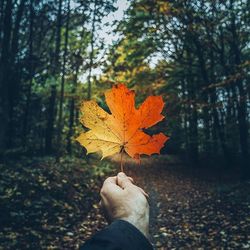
top-left (80, 219), bottom-right (153, 250)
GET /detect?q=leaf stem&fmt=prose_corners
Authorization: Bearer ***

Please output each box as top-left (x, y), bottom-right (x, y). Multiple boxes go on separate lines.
top-left (120, 149), bottom-right (124, 172)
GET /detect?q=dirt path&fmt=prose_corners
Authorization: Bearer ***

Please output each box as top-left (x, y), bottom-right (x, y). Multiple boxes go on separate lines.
top-left (111, 155), bottom-right (250, 249)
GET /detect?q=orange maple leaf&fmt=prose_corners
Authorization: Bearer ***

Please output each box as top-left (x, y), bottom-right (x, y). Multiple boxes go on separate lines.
top-left (76, 84), bottom-right (169, 165)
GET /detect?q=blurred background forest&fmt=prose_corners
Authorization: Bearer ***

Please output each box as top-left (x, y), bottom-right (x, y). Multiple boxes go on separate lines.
top-left (0, 0), bottom-right (249, 171)
top-left (0, 0), bottom-right (250, 249)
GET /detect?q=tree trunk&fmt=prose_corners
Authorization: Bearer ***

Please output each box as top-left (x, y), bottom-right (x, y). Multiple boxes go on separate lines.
top-left (22, 0), bottom-right (34, 148)
top-left (0, 0), bottom-right (5, 51)
top-left (218, 27), bottom-right (238, 154)
top-left (45, 85), bottom-right (57, 153)
top-left (6, 0), bottom-right (26, 148)
top-left (45, 0), bottom-right (62, 154)
top-left (181, 79), bottom-right (190, 161)
top-left (186, 50), bottom-right (198, 164)
top-left (192, 37), bottom-right (211, 156)
top-left (57, 0), bottom-right (70, 154)
top-left (67, 66), bottom-right (79, 154)
top-left (87, 0), bottom-right (97, 100)
top-left (0, 0), bottom-right (12, 152)
top-left (229, 9), bottom-right (249, 171)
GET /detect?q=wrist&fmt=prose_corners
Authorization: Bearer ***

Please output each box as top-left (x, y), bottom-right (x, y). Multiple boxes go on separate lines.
top-left (120, 216), bottom-right (149, 239)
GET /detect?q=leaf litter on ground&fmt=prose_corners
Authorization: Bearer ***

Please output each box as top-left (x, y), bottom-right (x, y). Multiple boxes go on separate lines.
top-left (0, 155), bottom-right (249, 249)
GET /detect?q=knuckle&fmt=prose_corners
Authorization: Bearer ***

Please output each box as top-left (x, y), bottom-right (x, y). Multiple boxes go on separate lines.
top-left (118, 172), bottom-right (126, 177)
top-left (105, 177), bottom-right (113, 183)
top-left (100, 187), bottom-right (106, 195)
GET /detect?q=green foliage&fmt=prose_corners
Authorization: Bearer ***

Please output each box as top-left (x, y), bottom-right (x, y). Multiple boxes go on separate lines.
top-left (91, 160), bottom-right (116, 178)
top-left (97, 0), bottom-right (250, 167)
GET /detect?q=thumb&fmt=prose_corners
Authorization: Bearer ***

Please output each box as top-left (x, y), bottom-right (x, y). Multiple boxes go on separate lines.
top-left (117, 172), bottom-right (133, 189)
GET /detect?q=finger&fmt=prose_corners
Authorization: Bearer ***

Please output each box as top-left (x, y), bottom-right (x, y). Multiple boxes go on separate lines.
top-left (103, 176), bottom-right (117, 185)
top-left (138, 187), bottom-right (149, 198)
top-left (117, 172), bottom-right (133, 189)
top-left (101, 176), bottom-right (122, 197)
top-left (99, 199), bottom-right (112, 224)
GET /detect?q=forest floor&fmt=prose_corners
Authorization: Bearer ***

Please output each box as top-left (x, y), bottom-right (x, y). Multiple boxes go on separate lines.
top-left (0, 155), bottom-right (249, 250)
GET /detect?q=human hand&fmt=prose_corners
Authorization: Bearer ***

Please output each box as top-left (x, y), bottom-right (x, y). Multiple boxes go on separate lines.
top-left (100, 172), bottom-right (149, 238)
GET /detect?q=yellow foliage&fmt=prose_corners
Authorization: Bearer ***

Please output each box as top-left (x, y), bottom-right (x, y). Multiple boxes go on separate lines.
top-left (157, 0), bottom-right (171, 14)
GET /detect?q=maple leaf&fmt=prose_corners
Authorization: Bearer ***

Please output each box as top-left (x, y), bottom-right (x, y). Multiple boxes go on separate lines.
top-left (76, 84), bottom-right (169, 164)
